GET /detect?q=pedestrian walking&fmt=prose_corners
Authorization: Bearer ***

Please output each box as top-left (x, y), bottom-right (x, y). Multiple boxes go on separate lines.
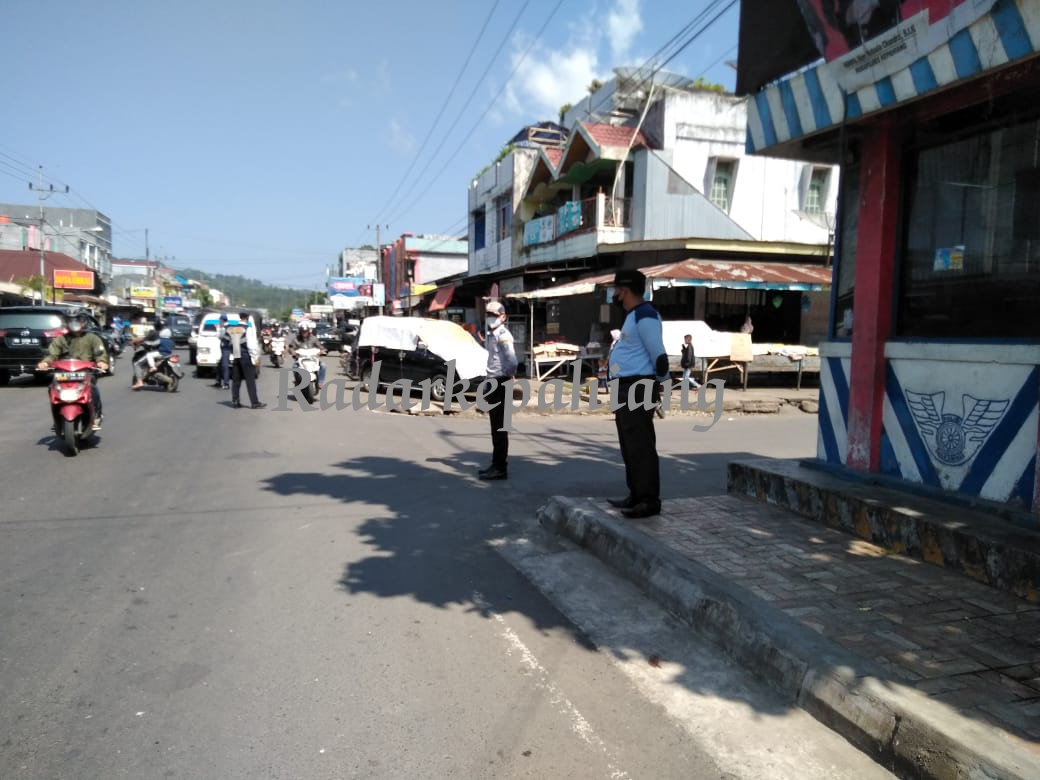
top-left (478, 301), bottom-right (517, 481)
top-left (680, 334), bottom-right (701, 390)
top-left (227, 312), bottom-right (266, 409)
top-left (606, 270), bottom-right (669, 519)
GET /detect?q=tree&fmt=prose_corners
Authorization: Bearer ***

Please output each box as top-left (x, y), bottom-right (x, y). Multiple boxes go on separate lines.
top-left (689, 76), bottom-right (726, 93)
top-left (16, 275), bottom-right (54, 304)
top-left (198, 288), bottom-right (214, 308)
top-left (559, 102), bottom-right (573, 124)
top-left (588, 79), bottom-right (604, 94)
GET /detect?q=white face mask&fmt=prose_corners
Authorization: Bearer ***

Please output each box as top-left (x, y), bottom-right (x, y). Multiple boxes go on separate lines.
top-left (486, 316), bottom-right (500, 331)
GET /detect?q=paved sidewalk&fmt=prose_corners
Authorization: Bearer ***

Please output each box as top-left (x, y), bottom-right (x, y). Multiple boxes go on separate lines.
top-left (539, 494), bottom-right (1040, 779)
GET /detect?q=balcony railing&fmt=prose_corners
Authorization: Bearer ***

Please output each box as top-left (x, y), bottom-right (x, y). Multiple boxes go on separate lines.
top-left (522, 195), bottom-right (631, 248)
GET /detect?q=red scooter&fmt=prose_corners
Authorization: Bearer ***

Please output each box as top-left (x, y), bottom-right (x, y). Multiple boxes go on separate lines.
top-left (48, 358), bottom-right (99, 456)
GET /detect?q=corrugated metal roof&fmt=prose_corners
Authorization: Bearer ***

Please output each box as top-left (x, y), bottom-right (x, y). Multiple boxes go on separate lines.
top-left (643, 259), bottom-right (832, 289)
top-left (0, 248), bottom-right (93, 283)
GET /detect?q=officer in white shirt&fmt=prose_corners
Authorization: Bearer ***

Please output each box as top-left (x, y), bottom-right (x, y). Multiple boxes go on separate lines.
top-left (479, 301), bottom-right (517, 480)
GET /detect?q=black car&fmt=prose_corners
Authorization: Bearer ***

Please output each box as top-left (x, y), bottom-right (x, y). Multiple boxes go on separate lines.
top-left (0, 305), bottom-right (115, 385)
top-left (162, 313), bottom-right (193, 346)
top-left (353, 343), bottom-right (479, 403)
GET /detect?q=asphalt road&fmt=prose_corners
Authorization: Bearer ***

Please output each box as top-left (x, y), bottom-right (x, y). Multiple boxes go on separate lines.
top-left (0, 356), bottom-right (890, 779)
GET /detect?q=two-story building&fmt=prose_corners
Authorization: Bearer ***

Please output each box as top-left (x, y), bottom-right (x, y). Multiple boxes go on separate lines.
top-left (464, 69), bottom-right (839, 352)
top-left (382, 233), bottom-right (468, 316)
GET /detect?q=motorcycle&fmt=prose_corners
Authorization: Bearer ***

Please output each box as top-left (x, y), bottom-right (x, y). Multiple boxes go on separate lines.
top-left (48, 359), bottom-right (99, 456)
top-left (293, 346), bottom-right (322, 404)
top-left (261, 329), bottom-right (273, 355)
top-left (139, 354), bottom-right (185, 392)
top-left (270, 333), bottom-right (286, 368)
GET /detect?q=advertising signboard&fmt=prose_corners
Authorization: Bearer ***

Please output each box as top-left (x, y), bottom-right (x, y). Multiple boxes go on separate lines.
top-left (796, 0), bottom-right (997, 89)
top-left (130, 286), bottom-right (157, 299)
top-left (52, 269), bottom-right (95, 290)
top-left (328, 276), bottom-right (367, 296)
top-left (163, 296), bottom-right (183, 309)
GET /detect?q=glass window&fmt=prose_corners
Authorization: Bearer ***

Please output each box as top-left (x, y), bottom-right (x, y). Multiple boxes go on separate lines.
top-left (496, 196), bottom-right (511, 242)
top-left (473, 208), bottom-right (486, 252)
top-left (710, 160), bottom-right (735, 212)
top-left (899, 115), bottom-right (1040, 339)
top-left (805, 168), bottom-right (829, 214)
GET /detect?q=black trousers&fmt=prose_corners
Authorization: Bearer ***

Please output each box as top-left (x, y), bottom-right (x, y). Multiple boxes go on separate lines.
top-left (614, 377), bottom-right (660, 506)
top-left (487, 379), bottom-right (508, 469)
top-left (230, 357), bottom-right (260, 405)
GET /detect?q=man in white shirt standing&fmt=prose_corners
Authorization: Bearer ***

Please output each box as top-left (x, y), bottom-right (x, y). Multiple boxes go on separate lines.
top-left (227, 311), bottom-right (266, 409)
top-left (478, 301), bottom-right (517, 481)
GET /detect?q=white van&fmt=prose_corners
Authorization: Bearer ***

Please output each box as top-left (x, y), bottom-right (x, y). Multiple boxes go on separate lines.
top-left (194, 311), bottom-right (240, 378)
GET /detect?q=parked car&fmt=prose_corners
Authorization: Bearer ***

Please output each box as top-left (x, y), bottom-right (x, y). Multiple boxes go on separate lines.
top-left (314, 322), bottom-right (343, 355)
top-left (350, 316), bottom-right (487, 402)
top-left (162, 313), bottom-right (193, 346)
top-left (0, 305), bottom-right (115, 385)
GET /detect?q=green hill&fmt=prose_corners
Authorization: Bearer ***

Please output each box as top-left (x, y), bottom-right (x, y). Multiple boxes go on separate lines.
top-left (177, 268), bottom-right (324, 318)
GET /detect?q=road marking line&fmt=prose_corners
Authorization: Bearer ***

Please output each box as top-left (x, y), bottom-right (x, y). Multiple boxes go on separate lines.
top-left (472, 591), bottom-right (630, 780)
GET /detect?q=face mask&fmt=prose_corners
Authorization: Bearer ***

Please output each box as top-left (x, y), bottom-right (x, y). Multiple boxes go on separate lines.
top-left (486, 316), bottom-right (500, 330)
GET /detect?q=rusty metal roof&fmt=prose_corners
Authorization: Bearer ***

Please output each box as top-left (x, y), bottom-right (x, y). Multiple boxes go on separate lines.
top-left (643, 259), bottom-right (832, 290)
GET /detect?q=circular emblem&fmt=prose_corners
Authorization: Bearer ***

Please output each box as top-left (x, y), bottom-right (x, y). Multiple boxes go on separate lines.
top-left (935, 414), bottom-right (966, 465)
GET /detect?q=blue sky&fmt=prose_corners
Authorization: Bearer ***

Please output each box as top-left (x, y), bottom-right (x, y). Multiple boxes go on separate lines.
top-left (1, 0), bottom-right (740, 288)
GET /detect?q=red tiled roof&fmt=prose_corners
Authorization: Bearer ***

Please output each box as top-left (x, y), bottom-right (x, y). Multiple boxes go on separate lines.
top-left (0, 248), bottom-right (93, 284)
top-left (580, 122), bottom-right (650, 150)
top-left (544, 148), bottom-right (563, 168)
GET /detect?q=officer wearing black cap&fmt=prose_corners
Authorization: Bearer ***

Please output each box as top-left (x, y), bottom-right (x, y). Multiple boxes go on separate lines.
top-left (606, 269), bottom-right (668, 518)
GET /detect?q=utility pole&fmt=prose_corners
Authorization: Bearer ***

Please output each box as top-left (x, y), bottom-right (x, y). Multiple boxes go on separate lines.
top-left (28, 166), bottom-right (69, 306)
top-left (367, 223), bottom-right (387, 315)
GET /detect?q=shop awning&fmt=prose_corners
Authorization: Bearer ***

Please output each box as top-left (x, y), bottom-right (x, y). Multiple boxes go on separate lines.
top-left (427, 284), bottom-right (455, 312)
top-left (507, 260), bottom-right (831, 300)
top-left (643, 259), bottom-right (832, 291)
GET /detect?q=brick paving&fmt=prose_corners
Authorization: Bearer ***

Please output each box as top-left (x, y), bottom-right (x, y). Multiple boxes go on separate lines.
top-left (616, 494), bottom-right (1040, 742)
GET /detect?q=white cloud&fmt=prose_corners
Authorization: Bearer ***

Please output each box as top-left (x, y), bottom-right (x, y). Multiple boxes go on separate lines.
top-left (387, 118), bottom-right (417, 156)
top-left (321, 68), bottom-right (358, 83)
top-left (505, 46), bottom-right (601, 122)
top-left (607, 0), bottom-right (643, 60)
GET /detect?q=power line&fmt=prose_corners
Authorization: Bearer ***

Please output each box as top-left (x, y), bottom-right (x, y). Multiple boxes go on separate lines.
top-left (372, 0), bottom-right (534, 232)
top-left (365, 0), bottom-right (504, 231)
top-left (385, 0), bottom-right (565, 227)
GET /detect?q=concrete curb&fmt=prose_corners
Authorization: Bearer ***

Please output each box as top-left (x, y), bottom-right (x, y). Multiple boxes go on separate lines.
top-left (537, 496), bottom-right (1039, 780)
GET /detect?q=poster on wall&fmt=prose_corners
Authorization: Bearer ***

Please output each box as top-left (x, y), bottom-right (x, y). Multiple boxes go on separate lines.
top-left (795, 0), bottom-right (997, 90)
top-left (933, 245), bottom-right (965, 271)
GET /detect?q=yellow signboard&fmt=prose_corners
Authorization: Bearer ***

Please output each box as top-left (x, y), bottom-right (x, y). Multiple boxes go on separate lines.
top-left (130, 286), bottom-right (157, 298)
top-left (53, 269), bottom-right (95, 290)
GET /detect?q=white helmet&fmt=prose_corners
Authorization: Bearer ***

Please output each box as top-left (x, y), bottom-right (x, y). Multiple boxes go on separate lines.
top-left (159, 328), bottom-right (172, 339)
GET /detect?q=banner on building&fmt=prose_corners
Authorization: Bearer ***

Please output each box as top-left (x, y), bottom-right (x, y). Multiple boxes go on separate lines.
top-left (328, 276), bottom-right (367, 296)
top-left (523, 215), bottom-right (556, 247)
top-left (130, 285), bottom-right (157, 299)
top-left (796, 0), bottom-right (997, 90)
top-left (372, 284), bottom-right (386, 307)
top-left (163, 296), bottom-right (183, 309)
top-left (52, 269), bottom-right (95, 290)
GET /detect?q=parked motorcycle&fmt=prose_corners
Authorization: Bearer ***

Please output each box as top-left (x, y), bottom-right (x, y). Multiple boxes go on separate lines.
top-left (270, 333), bottom-right (286, 368)
top-left (139, 354), bottom-right (185, 392)
top-left (48, 359), bottom-right (99, 456)
top-left (293, 346), bottom-right (322, 404)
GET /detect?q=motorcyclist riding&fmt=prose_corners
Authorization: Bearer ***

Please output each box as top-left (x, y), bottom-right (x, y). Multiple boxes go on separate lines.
top-left (131, 327), bottom-right (174, 389)
top-left (36, 312), bottom-right (109, 430)
top-left (289, 321), bottom-right (326, 391)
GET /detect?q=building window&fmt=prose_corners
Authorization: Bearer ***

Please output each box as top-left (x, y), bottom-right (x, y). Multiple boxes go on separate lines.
top-left (473, 208), bottom-right (486, 252)
top-left (709, 160), bottom-right (736, 212)
top-left (899, 113), bottom-right (1040, 339)
top-left (496, 196), bottom-right (511, 242)
top-left (805, 167), bottom-right (830, 215)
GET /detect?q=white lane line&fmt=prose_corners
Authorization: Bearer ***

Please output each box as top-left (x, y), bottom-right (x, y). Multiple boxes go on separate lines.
top-left (472, 591), bottom-right (630, 780)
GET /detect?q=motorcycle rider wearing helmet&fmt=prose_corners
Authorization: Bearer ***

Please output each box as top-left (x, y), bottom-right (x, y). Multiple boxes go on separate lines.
top-left (289, 320), bottom-right (326, 391)
top-left (36, 312), bottom-right (109, 430)
top-left (131, 326), bottom-right (174, 389)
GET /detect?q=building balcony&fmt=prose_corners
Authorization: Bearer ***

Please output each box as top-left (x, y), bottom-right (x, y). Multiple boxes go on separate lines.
top-left (520, 193), bottom-right (631, 264)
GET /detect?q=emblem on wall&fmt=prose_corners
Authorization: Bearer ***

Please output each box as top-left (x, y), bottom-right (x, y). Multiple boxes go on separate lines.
top-left (905, 391), bottom-right (1009, 466)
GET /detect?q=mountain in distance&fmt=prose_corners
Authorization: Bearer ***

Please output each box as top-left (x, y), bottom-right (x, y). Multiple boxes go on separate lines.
top-left (176, 268), bottom-right (322, 316)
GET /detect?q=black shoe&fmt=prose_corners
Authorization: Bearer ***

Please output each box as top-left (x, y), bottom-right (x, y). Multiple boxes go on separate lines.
top-left (251, 402), bottom-right (267, 409)
top-left (478, 466), bottom-right (507, 480)
top-left (622, 501), bottom-right (661, 519)
top-left (231, 401), bottom-right (241, 408)
top-left (607, 496), bottom-right (636, 509)
top-left (211, 382), bottom-right (222, 387)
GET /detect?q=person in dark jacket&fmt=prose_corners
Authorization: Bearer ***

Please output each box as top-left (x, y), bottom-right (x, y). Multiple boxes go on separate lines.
top-left (679, 334), bottom-right (701, 390)
top-left (37, 312), bottom-right (109, 429)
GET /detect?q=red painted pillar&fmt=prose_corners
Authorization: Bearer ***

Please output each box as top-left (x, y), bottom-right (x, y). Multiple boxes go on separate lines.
top-left (846, 120), bottom-right (901, 471)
